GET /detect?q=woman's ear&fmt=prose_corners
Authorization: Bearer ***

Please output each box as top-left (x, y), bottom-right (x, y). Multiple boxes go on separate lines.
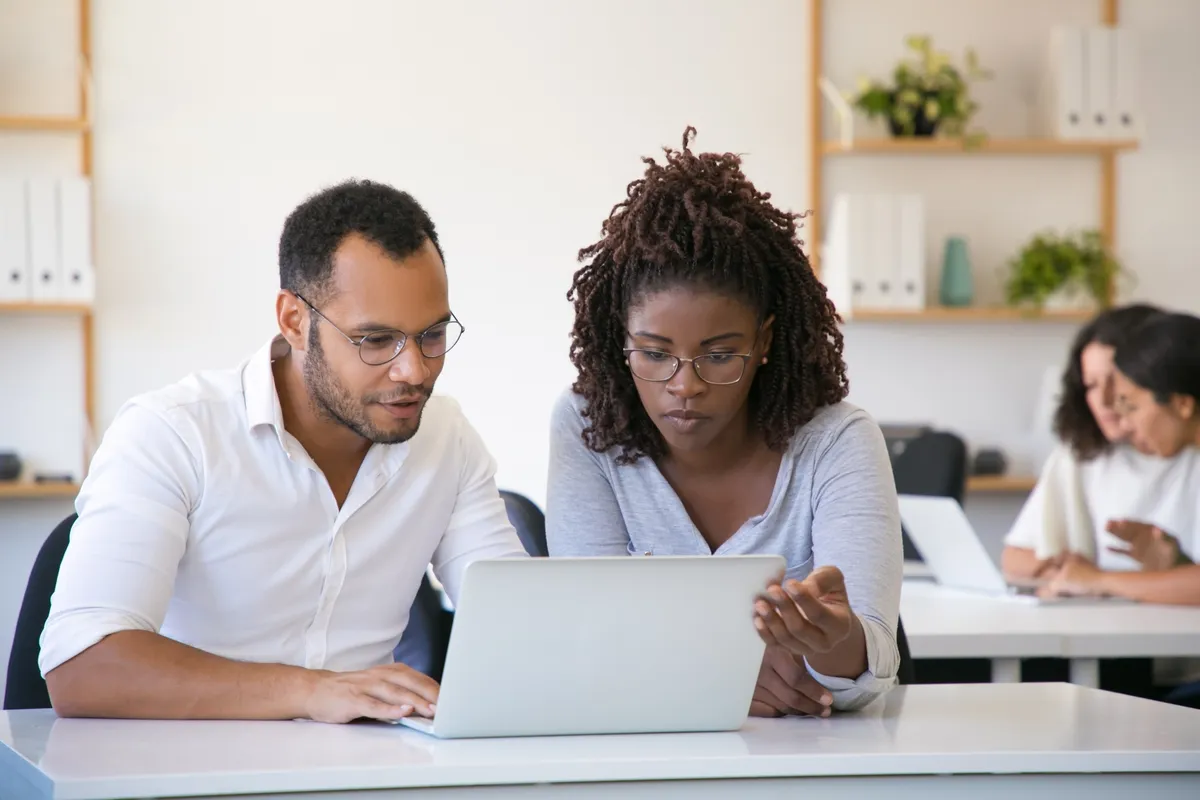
top-left (759, 314), bottom-right (776, 362)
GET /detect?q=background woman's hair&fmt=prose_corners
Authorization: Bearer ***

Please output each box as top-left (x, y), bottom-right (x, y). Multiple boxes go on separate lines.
top-left (1113, 311), bottom-right (1200, 404)
top-left (1053, 302), bottom-right (1163, 459)
top-left (566, 127), bottom-right (848, 464)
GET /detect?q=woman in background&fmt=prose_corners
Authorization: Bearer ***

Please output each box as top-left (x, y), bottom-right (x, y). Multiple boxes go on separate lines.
top-left (1043, 311), bottom-right (1200, 709)
top-left (1046, 311), bottom-right (1200, 604)
top-left (546, 129), bottom-right (902, 716)
top-left (1001, 303), bottom-right (1200, 582)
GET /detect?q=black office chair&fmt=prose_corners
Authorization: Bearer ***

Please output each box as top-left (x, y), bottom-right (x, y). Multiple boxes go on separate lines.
top-left (499, 489), bottom-right (548, 557)
top-left (890, 430), bottom-right (968, 562)
top-left (392, 574), bottom-right (455, 682)
top-left (393, 490), bottom-right (547, 680)
top-left (1163, 680), bottom-right (1200, 709)
top-left (4, 514), bottom-right (75, 710)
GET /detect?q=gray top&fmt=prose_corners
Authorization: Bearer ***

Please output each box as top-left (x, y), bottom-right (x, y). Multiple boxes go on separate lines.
top-left (546, 388), bottom-right (902, 710)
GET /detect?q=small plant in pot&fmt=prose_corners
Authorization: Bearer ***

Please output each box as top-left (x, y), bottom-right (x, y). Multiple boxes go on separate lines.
top-left (1003, 229), bottom-right (1125, 311)
top-left (851, 35), bottom-right (991, 142)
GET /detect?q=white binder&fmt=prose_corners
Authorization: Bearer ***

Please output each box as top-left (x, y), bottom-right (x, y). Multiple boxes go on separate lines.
top-left (1083, 27), bottom-right (1114, 140)
top-left (0, 180), bottom-right (30, 302)
top-left (821, 195), bottom-right (852, 317)
top-left (58, 176), bottom-right (95, 303)
top-left (823, 193), bottom-right (918, 314)
top-left (27, 178), bottom-right (62, 302)
top-left (895, 194), bottom-right (926, 311)
top-left (1042, 27), bottom-right (1086, 139)
top-left (866, 194), bottom-right (897, 310)
top-left (1111, 27), bottom-right (1141, 140)
top-left (822, 194), bottom-right (874, 315)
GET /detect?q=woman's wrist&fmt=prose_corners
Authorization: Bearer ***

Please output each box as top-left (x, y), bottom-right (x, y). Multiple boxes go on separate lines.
top-left (805, 612), bottom-right (867, 679)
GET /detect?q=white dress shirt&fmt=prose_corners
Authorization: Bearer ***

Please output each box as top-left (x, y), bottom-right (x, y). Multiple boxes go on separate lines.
top-left (39, 337), bottom-right (528, 677)
top-left (1005, 443), bottom-right (1200, 570)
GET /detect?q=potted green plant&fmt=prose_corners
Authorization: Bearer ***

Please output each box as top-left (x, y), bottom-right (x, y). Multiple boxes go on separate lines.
top-left (1003, 229), bottom-right (1125, 311)
top-left (851, 35), bottom-right (991, 141)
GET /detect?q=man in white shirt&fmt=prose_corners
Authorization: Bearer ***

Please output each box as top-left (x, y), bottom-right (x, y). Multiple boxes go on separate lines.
top-left (40, 179), bottom-right (528, 723)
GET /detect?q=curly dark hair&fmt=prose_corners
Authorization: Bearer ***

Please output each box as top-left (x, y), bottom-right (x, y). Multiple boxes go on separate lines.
top-left (566, 127), bottom-right (849, 464)
top-left (278, 178), bottom-right (443, 306)
top-left (1053, 302), bottom-right (1162, 460)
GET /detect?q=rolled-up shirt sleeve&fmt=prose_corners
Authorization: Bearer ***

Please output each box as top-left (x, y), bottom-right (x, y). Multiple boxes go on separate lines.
top-left (38, 402), bottom-right (198, 676)
top-left (807, 411), bottom-right (903, 711)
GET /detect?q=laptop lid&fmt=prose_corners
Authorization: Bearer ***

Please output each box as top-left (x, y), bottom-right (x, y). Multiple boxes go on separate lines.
top-left (412, 554), bottom-right (784, 739)
top-left (896, 495), bottom-right (1010, 595)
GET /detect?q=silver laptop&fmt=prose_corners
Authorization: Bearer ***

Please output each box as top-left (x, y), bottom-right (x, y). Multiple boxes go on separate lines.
top-left (897, 494), bottom-right (1124, 605)
top-left (396, 554), bottom-right (785, 739)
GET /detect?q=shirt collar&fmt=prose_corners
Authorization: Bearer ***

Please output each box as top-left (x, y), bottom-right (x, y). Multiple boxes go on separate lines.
top-left (241, 335), bottom-right (413, 477)
top-left (243, 335), bottom-right (291, 433)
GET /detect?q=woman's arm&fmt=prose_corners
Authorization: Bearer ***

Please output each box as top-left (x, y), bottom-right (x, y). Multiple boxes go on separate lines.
top-left (1041, 556), bottom-right (1200, 606)
top-left (1098, 566), bottom-right (1200, 605)
top-left (1001, 450), bottom-right (1066, 580)
top-left (1002, 546), bottom-right (1062, 582)
top-left (805, 409), bottom-right (903, 710)
top-left (544, 390), bottom-right (630, 556)
top-left (1050, 559), bottom-right (1200, 605)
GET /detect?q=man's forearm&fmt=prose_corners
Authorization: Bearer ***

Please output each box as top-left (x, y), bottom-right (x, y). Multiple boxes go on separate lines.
top-left (805, 613), bottom-right (868, 678)
top-left (1096, 564), bottom-right (1200, 606)
top-left (46, 630), bottom-right (318, 720)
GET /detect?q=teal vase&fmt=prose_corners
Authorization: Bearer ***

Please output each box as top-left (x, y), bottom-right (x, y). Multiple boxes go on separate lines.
top-left (939, 236), bottom-right (974, 307)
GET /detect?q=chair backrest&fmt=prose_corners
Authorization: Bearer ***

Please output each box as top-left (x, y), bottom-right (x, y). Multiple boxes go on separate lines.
top-left (393, 490), bottom-right (548, 680)
top-left (391, 573), bottom-right (454, 682)
top-left (4, 514), bottom-right (76, 710)
top-left (499, 490), bottom-right (548, 557)
top-left (889, 430), bottom-right (968, 562)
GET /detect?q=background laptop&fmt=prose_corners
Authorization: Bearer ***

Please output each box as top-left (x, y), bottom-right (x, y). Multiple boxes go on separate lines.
top-left (897, 494), bottom-right (1124, 605)
top-left (397, 554), bottom-right (785, 739)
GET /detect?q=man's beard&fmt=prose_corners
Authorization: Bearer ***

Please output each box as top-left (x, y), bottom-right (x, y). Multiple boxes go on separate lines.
top-left (304, 333), bottom-right (431, 444)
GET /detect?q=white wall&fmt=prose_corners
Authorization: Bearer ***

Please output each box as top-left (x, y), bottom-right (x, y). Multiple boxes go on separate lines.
top-left (828, 0), bottom-right (1200, 465)
top-left (823, 0), bottom-right (1200, 555)
top-left (2, 0), bottom-right (1198, 699)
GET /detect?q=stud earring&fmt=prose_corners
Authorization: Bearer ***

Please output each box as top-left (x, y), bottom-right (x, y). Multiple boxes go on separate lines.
top-left (761, 356), bottom-right (769, 365)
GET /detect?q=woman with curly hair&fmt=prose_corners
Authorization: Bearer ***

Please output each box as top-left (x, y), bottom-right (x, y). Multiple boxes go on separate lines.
top-left (546, 129), bottom-right (901, 715)
top-left (1001, 302), bottom-right (1200, 584)
top-left (1044, 311), bottom-right (1200, 606)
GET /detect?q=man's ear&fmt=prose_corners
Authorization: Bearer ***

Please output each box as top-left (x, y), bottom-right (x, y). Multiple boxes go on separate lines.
top-left (277, 291), bottom-right (308, 354)
top-left (1172, 393), bottom-right (1196, 421)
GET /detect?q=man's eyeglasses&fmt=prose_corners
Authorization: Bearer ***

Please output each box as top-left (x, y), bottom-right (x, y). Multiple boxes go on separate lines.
top-left (623, 349), bottom-right (753, 386)
top-left (295, 293), bottom-right (465, 366)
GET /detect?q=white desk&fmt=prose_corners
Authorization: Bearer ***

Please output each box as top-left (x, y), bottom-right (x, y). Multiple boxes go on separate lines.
top-left (2, 684), bottom-right (1198, 799)
top-left (901, 580), bottom-right (1200, 685)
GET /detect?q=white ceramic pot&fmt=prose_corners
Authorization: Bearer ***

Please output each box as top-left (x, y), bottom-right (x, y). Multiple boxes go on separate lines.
top-left (1042, 283), bottom-right (1097, 312)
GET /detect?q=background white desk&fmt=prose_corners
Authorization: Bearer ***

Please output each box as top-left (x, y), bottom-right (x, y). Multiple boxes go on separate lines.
top-left (901, 580), bottom-right (1200, 685)
top-left (2, 684), bottom-right (1198, 799)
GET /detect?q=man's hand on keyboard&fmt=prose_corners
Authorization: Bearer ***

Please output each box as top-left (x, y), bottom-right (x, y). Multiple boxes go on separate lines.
top-left (303, 663), bottom-right (440, 724)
